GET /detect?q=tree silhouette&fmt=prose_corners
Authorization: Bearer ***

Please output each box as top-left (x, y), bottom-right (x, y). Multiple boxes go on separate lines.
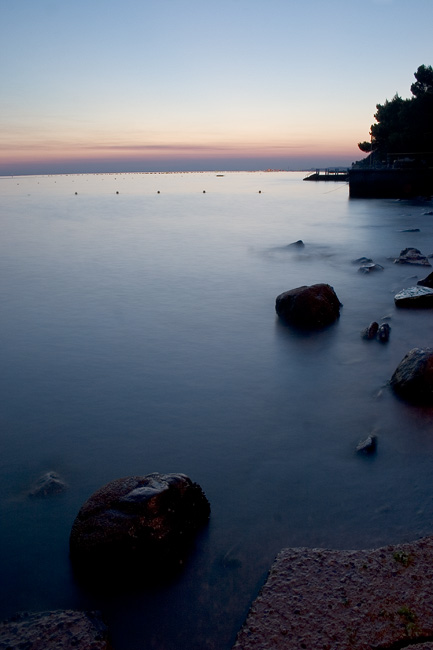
top-left (358, 65), bottom-right (433, 163)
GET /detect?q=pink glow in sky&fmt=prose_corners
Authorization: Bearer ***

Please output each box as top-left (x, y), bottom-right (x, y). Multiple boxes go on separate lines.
top-left (1, 0), bottom-right (432, 175)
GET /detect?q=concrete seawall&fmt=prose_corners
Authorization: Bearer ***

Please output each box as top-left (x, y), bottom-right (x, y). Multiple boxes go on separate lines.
top-left (232, 536), bottom-right (433, 649)
top-left (349, 168), bottom-right (433, 199)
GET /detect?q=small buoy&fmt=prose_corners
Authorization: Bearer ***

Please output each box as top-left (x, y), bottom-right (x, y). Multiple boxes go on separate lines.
top-left (203, 190), bottom-right (206, 193)
top-left (258, 190), bottom-right (261, 193)
top-left (157, 190), bottom-right (160, 194)
top-left (116, 191), bottom-right (119, 194)
top-left (75, 192), bottom-right (78, 195)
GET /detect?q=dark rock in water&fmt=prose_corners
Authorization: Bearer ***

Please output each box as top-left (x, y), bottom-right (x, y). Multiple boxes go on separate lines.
top-left (358, 263), bottom-right (384, 274)
top-left (394, 286), bottom-right (433, 307)
top-left (70, 473), bottom-right (210, 581)
top-left (361, 321), bottom-right (379, 340)
top-left (391, 347), bottom-right (433, 404)
top-left (275, 283), bottom-right (341, 330)
top-left (352, 257), bottom-right (373, 265)
top-left (361, 322), bottom-right (390, 342)
top-left (417, 271), bottom-right (433, 288)
top-left (286, 239), bottom-right (305, 249)
top-left (398, 228), bottom-right (420, 232)
top-left (29, 471), bottom-right (67, 497)
top-left (0, 610), bottom-right (110, 650)
top-left (394, 247), bottom-right (431, 266)
top-left (356, 435), bottom-right (377, 454)
top-left (377, 323), bottom-right (391, 342)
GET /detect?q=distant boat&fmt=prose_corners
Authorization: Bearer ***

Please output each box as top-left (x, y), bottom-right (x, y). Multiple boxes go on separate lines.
top-left (216, 174), bottom-right (224, 177)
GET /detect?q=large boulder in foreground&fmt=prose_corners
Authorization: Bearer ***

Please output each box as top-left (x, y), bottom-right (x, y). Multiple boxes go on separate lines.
top-left (233, 536), bottom-right (433, 650)
top-left (70, 473), bottom-right (210, 581)
top-left (0, 610), bottom-right (110, 650)
top-left (390, 347), bottom-right (433, 404)
top-left (275, 283), bottom-right (341, 329)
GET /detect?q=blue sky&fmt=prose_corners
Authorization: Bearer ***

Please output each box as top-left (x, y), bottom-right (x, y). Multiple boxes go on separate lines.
top-left (1, 0), bottom-right (432, 174)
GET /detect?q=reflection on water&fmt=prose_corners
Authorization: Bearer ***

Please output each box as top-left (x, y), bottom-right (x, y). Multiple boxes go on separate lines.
top-left (1, 172), bottom-right (433, 648)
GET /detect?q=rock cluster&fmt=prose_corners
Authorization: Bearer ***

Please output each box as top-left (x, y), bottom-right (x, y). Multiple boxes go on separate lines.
top-left (361, 321), bottom-right (390, 342)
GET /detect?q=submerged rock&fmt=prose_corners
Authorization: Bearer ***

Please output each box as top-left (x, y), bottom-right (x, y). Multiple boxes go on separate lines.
top-left (394, 286), bottom-right (433, 307)
top-left (391, 347), bottom-right (433, 404)
top-left (352, 257), bottom-right (373, 265)
top-left (356, 434), bottom-right (377, 454)
top-left (358, 262), bottom-right (384, 274)
top-left (275, 283), bottom-right (341, 329)
top-left (394, 247), bottom-right (431, 266)
top-left (70, 473), bottom-right (210, 581)
top-left (378, 322), bottom-right (391, 342)
top-left (286, 239), bottom-right (305, 249)
top-left (0, 610), bottom-right (110, 650)
top-left (417, 271), bottom-right (433, 288)
top-left (29, 471), bottom-right (67, 497)
top-left (361, 321), bottom-right (379, 340)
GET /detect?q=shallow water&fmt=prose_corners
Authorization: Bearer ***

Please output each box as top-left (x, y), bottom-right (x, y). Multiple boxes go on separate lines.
top-left (1, 171), bottom-right (433, 648)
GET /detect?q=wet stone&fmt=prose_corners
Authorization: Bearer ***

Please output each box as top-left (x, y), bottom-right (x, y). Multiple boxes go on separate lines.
top-left (394, 247), bottom-right (431, 266)
top-left (391, 347), bottom-right (433, 404)
top-left (417, 271), bottom-right (433, 288)
top-left (361, 321), bottom-right (379, 340)
top-left (29, 471), bottom-right (67, 497)
top-left (0, 610), bottom-right (110, 650)
top-left (69, 472), bottom-right (211, 583)
top-left (356, 435), bottom-right (377, 454)
top-left (394, 286), bottom-right (433, 308)
top-left (286, 240), bottom-right (305, 249)
top-left (378, 323), bottom-right (391, 342)
top-left (275, 283), bottom-right (341, 330)
top-left (358, 263), bottom-right (384, 274)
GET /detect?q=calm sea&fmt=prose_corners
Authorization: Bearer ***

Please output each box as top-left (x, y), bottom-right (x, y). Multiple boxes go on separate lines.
top-left (1, 171), bottom-right (433, 648)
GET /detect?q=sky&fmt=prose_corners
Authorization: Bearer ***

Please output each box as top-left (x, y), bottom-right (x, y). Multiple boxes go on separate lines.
top-left (1, 0), bottom-right (432, 175)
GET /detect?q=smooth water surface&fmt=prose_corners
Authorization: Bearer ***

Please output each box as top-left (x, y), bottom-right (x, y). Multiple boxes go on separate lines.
top-left (1, 171), bottom-right (433, 648)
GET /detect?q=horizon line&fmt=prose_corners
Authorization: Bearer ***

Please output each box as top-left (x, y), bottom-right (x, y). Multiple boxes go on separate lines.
top-left (0, 165), bottom-right (352, 179)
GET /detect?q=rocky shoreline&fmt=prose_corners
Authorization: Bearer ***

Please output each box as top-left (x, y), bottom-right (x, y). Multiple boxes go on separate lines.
top-left (4, 534), bottom-right (433, 649)
top-left (4, 243), bottom-right (433, 649)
